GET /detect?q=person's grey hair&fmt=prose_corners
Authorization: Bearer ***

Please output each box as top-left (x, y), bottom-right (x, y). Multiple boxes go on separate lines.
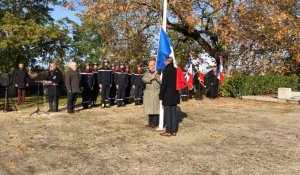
top-left (69, 61), bottom-right (76, 67)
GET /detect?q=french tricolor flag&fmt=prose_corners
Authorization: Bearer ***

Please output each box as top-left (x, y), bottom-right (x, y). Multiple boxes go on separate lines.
top-left (217, 57), bottom-right (225, 85)
top-left (156, 27), bottom-right (185, 90)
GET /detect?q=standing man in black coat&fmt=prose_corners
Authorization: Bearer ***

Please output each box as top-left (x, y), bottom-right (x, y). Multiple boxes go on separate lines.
top-left (65, 62), bottom-right (81, 114)
top-left (159, 57), bottom-right (180, 137)
top-left (98, 59), bottom-right (112, 108)
top-left (80, 63), bottom-right (94, 109)
top-left (46, 62), bottom-right (63, 112)
top-left (131, 65), bottom-right (144, 105)
top-left (115, 62), bottom-right (128, 107)
top-left (14, 63), bottom-right (29, 105)
top-left (205, 64), bottom-right (219, 99)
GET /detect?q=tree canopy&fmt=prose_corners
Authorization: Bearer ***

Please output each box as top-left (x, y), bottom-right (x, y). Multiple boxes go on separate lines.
top-left (66, 0), bottom-right (299, 74)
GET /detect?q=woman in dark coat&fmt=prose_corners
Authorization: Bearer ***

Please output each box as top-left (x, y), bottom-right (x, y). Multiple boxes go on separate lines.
top-left (159, 57), bottom-right (180, 136)
top-left (14, 63), bottom-right (29, 105)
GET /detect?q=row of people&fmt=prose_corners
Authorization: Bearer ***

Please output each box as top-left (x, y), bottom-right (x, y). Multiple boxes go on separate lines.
top-left (51, 60), bottom-right (145, 113)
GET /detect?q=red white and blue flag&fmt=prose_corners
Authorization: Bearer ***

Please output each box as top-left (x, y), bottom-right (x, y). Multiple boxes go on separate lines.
top-left (156, 27), bottom-right (186, 90)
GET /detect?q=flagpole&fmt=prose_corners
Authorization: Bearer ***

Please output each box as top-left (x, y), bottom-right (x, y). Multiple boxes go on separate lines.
top-left (157, 0), bottom-right (168, 131)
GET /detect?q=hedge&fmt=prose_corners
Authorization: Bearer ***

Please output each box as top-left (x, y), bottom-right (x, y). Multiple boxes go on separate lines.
top-left (220, 74), bottom-right (300, 98)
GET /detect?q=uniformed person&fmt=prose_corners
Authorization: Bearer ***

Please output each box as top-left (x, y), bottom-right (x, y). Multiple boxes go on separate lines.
top-left (46, 62), bottom-right (63, 112)
top-left (131, 65), bottom-right (144, 105)
top-left (109, 63), bottom-right (117, 106)
top-left (125, 64), bottom-right (132, 104)
top-left (98, 59), bottom-right (112, 108)
top-left (80, 63), bottom-right (94, 109)
top-left (114, 62), bottom-right (128, 107)
top-left (90, 62), bottom-right (99, 106)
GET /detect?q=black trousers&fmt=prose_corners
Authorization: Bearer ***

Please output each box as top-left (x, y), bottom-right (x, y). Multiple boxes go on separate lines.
top-left (91, 85), bottom-right (99, 102)
top-left (181, 87), bottom-right (188, 101)
top-left (48, 95), bottom-right (59, 111)
top-left (116, 86), bottom-right (126, 104)
top-left (195, 81), bottom-right (205, 100)
top-left (67, 92), bottom-right (77, 112)
top-left (109, 84), bottom-right (117, 105)
top-left (148, 114), bottom-right (159, 126)
top-left (209, 85), bottom-right (219, 99)
top-left (134, 86), bottom-right (143, 102)
top-left (164, 105), bottom-right (177, 133)
top-left (82, 87), bottom-right (92, 108)
top-left (101, 84), bottom-right (110, 103)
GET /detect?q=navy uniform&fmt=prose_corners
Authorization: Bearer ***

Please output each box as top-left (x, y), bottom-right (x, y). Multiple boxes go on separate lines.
top-left (90, 63), bottom-right (99, 106)
top-left (80, 64), bottom-right (94, 109)
top-left (131, 65), bottom-right (144, 105)
top-left (124, 65), bottom-right (132, 104)
top-left (115, 63), bottom-right (128, 107)
top-left (98, 59), bottom-right (112, 108)
top-left (109, 63), bottom-right (117, 105)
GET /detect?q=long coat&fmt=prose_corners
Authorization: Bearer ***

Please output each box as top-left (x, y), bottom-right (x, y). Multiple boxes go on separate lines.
top-left (159, 63), bottom-right (180, 106)
top-left (142, 70), bottom-right (161, 115)
top-left (46, 68), bottom-right (63, 96)
top-left (14, 69), bottom-right (29, 89)
top-left (65, 68), bottom-right (81, 93)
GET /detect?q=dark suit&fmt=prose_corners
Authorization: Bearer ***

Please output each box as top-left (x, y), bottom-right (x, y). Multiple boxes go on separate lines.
top-left (65, 68), bottom-right (80, 113)
top-left (159, 63), bottom-right (180, 134)
top-left (46, 68), bottom-right (63, 112)
top-left (14, 69), bottom-right (29, 104)
top-left (205, 70), bottom-right (219, 99)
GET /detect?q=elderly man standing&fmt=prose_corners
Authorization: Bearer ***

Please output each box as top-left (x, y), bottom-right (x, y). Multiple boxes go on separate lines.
top-left (142, 60), bottom-right (161, 128)
top-left (65, 62), bottom-right (81, 114)
top-left (159, 57), bottom-right (180, 136)
top-left (46, 62), bottom-right (63, 112)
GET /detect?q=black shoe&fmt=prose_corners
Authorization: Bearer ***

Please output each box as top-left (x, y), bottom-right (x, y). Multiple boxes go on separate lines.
top-left (47, 109), bottom-right (53, 112)
top-left (68, 111), bottom-right (74, 114)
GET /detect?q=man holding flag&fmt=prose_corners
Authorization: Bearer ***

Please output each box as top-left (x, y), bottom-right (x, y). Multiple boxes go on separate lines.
top-left (159, 57), bottom-right (180, 136)
top-left (156, 27), bottom-right (184, 136)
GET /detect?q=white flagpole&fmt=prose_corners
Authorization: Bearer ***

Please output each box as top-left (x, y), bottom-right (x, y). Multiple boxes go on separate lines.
top-left (157, 0), bottom-right (168, 131)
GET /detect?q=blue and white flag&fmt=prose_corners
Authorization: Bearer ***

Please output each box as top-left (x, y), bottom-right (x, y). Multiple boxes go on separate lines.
top-left (156, 27), bottom-right (177, 71)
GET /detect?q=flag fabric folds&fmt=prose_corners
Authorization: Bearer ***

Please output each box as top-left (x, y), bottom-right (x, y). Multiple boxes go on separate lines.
top-left (217, 57), bottom-right (225, 85)
top-left (156, 27), bottom-right (185, 90)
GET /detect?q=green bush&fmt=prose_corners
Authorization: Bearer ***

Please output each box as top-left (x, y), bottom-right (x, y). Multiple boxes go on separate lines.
top-left (220, 74), bottom-right (299, 98)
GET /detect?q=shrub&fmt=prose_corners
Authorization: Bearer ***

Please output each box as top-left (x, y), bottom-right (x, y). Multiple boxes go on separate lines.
top-left (220, 74), bottom-right (299, 98)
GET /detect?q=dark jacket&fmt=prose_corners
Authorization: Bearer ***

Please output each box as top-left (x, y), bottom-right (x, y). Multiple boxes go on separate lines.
top-left (131, 72), bottom-right (144, 86)
top-left (97, 67), bottom-right (112, 85)
top-left (65, 68), bottom-right (81, 93)
top-left (46, 68), bottom-right (63, 96)
top-left (159, 63), bottom-right (180, 106)
top-left (80, 69), bottom-right (94, 89)
top-left (14, 69), bottom-right (29, 89)
top-left (114, 71), bottom-right (128, 86)
top-left (205, 70), bottom-right (219, 87)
